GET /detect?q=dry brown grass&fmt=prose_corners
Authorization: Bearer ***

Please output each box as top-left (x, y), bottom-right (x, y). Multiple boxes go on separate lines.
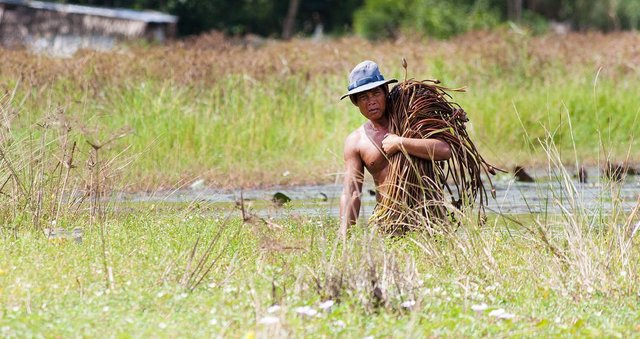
top-left (1, 30), bottom-right (638, 89)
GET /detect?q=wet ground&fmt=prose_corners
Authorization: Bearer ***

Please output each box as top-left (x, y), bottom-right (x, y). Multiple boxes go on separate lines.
top-left (117, 167), bottom-right (640, 219)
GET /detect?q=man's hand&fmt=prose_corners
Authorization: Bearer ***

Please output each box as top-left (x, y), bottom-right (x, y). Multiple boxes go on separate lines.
top-left (382, 133), bottom-right (403, 155)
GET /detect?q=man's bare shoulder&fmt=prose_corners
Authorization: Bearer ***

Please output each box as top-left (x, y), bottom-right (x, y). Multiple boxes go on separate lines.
top-left (344, 124), bottom-right (367, 156)
top-left (345, 124), bottom-right (367, 144)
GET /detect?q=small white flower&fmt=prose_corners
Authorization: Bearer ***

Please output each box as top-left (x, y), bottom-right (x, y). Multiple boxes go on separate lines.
top-left (554, 317), bottom-right (562, 324)
top-left (156, 292), bottom-right (165, 298)
top-left (471, 303), bottom-right (488, 312)
top-left (319, 300), bottom-right (334, 310)
top-left (267, 305), bottom-right (281, 313)
top-left (102, 306), bottom-right (110, 312)
top-left (586, 287), bottom-right (594, 294)
top-left (282, 171), bottom-right (290, 177)
top-left (332, 320), bottom-right (346, 329)
top-left (488, 308), bottom-right (505, 317)
top-left (488, 308), bottom-right (515, 319)
top-left (258, 316), bottom-right (280, 325)
top-left (295, 306), bottom-right (318, 317)
top-left (51, 220), bottom-right (57, 226)
top-left (400, 300), bottom-right (416, 308)
top-left (364, 336), bottom-right (374, 339)
top-left (209, 318), bottom-right (218, 325)
top-left (158, 322), bottom-right (167, 329)
top-left (223, 286), bottom-right (237, 294)
top-left (620, 270), bottom-right (627, 277)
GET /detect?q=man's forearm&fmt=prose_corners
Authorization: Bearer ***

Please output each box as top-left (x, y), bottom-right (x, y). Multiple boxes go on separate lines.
top-left (339, 190), bottom-right (361, 236)
top-left (388, 136), bottom-right (451, 161)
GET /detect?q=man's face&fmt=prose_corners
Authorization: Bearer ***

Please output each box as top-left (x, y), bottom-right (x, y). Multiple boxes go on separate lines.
top-left (355, 86), bottom-right (386, 121)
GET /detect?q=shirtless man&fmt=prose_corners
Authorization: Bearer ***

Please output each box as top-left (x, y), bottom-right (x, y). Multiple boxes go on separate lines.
top-left (338, 60), bottom-right (452, 237)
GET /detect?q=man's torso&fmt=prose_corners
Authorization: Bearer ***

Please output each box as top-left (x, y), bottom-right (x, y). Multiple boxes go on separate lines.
top-left (356, 122), bottom-right (390, 190)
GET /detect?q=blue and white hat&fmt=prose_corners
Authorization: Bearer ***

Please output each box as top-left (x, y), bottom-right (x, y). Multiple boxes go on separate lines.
top-left (340, 60), bottom-right (397, 100)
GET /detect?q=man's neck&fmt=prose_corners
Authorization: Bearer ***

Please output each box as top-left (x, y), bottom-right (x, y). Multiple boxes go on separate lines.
top-left (368, 117), bottom-right (389, 131)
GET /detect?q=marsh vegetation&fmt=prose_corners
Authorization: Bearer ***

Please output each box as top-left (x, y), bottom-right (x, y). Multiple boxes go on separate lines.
top-left (1, 31), bottom-right (639, 336)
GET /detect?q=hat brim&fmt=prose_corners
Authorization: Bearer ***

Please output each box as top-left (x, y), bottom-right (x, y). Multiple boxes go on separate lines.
top-left (340, 79), bottom-right (398, 100)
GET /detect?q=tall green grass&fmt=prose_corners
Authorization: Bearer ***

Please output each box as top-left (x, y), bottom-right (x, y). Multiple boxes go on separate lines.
top-left (2, 32), bottom-right (639, 188)
top-left (2, 74), bottom-right (640, 336)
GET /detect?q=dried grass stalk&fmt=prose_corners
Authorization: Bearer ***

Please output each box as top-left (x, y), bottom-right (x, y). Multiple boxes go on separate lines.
top-left (372, 79), bottom-right (500, 234)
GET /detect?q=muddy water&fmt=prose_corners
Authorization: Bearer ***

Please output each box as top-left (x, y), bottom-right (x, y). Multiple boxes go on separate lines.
top-left (118, 169), bottom-right (640, 219)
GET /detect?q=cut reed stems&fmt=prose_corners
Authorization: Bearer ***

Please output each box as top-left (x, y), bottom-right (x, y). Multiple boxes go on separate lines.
top-left (373, 79), bottom-right (501, 233)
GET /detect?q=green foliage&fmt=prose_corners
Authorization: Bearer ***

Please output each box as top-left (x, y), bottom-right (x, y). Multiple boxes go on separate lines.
top-left (51, 0), bottom-right (640, 37)
top-left (354, 0), bottom-right (500, 40)
top-left (409, 0), bottom-right (500, 38)
top-left (168, 0), bottom-right (282, 36)
top-left (518, 10), bottom-right (550, 35)
top-left (353, 0), bottom-right (411, 40)
top-left (53, 0), bottom-right (363, 37)
top-left (619, 0), bottom-right (640, 29)
top-left (520, 0), bottom-right (640, 31)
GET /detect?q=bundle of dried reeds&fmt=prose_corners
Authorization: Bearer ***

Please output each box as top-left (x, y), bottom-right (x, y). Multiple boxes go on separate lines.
top-left (372, 78), bottom-right (499, 234)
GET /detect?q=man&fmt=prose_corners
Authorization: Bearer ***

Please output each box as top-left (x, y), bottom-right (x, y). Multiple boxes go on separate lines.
top-left (338, 60), bottom-right (452, 236)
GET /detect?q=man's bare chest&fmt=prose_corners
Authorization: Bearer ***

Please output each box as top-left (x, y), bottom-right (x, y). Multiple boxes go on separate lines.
top-left (361, 146), bottom-right (388, 173)
top-left (360, 123), bottom-right (389, 175)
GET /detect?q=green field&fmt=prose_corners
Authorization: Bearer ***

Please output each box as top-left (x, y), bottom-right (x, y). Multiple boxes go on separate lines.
top-left (1, 30), bottom-right (640, 337)
top-left (2, 204), bottom-right (639, 337)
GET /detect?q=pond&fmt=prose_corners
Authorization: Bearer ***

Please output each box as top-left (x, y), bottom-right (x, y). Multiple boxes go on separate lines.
top-left (116, 167), bottom-right (640, 220)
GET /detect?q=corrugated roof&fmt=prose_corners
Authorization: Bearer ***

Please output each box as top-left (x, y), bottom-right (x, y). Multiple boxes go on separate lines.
top-left (0, 0), bottom-right (178, 23)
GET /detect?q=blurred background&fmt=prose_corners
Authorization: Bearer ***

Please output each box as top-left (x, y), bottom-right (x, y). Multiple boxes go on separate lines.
top-left (1, 0), bottom-right (639, 47)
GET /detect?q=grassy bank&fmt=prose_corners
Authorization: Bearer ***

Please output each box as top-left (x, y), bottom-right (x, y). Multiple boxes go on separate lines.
top-left (2, 31), bottom-right (639, 189)
top-left (1, 201), bottom-right (638, 337)
top-left (1, 129), bottom-right (638, 336)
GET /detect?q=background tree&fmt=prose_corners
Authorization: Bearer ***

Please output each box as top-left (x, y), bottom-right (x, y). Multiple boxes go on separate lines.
top-left (53, 0), bottom-right (640, 38)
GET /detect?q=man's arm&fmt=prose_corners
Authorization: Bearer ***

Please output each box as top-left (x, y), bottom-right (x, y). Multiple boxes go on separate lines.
top-left (339, 134), bottom-right (364, 238)
top-left (381, 134), bottom-right (451, 161)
